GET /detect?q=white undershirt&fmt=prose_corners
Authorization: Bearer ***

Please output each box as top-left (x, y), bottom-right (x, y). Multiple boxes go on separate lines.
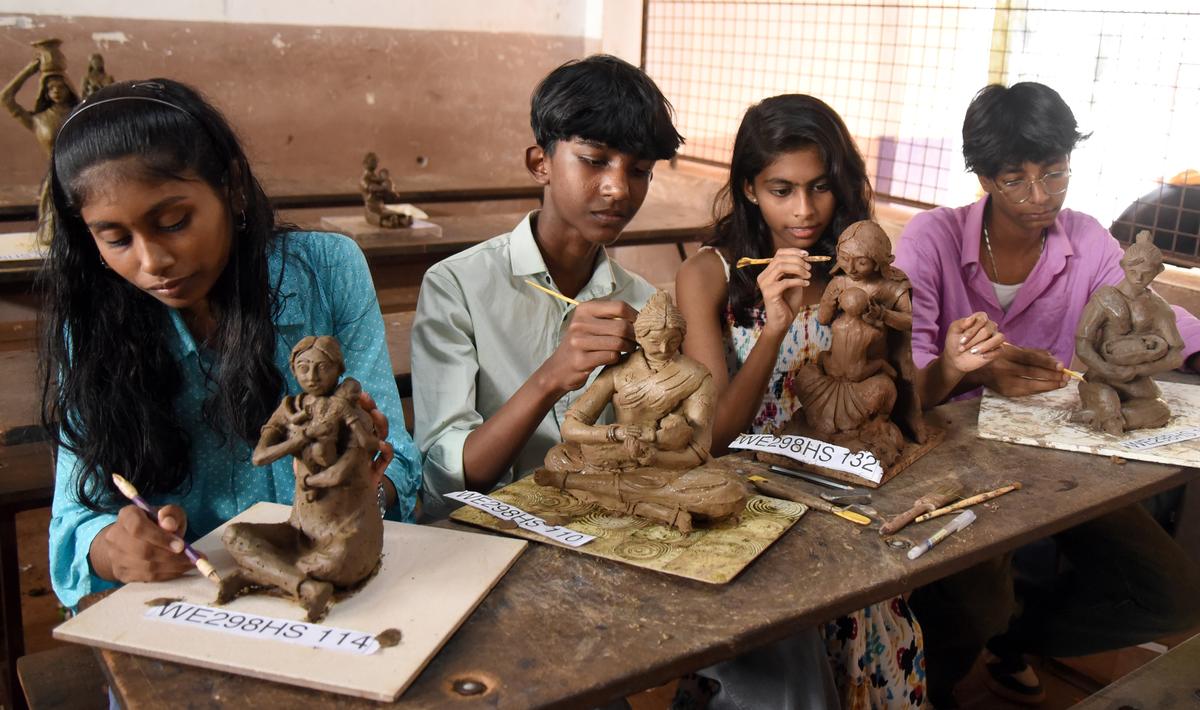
top-left (991, 280), bottom-right (1023, 311)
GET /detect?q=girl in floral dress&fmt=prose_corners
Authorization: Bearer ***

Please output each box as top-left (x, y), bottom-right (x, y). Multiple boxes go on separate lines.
top-left (675, 94), bottom-right (926, 709)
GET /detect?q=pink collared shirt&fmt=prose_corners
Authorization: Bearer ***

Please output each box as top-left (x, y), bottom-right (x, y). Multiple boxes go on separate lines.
top-left (894, 196), bottom-right (1200, 375)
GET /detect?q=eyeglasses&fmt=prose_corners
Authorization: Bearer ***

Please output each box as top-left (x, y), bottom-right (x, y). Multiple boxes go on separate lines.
top-left (995, 169), bottom-right (1071, 204)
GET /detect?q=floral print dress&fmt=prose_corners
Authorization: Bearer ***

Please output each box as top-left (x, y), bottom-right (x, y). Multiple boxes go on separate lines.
top-left (709, 247), bottom-right (927, 709)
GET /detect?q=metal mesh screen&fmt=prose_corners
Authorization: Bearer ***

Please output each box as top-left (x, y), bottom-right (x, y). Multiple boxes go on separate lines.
top-left (644, 1), bottom-right (1200, 265)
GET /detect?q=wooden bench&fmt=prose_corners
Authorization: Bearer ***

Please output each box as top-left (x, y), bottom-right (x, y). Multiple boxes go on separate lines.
top-left (1070, 631), bottom-right (1200, 709)
top-left (16, 645), bottom-right (107, 710)
top-left (0, 441), bottom-right (54, 710)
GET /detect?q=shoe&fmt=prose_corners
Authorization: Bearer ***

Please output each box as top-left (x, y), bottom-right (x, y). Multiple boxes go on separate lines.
top-left (983, 653), bottom-right (1046, 705)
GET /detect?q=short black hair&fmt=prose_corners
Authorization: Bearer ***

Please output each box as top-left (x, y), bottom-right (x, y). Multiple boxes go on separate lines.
top-left (530, 54), bottom-right (683, 161)
top-left (962, 82), bottom-right (1089, 178)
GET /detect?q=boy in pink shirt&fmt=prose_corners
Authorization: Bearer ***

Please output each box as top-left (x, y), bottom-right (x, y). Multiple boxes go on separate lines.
top-left (896, 82), bottom-right (1200, 707)
top-left (897, 179), bottom-right (1200, 402)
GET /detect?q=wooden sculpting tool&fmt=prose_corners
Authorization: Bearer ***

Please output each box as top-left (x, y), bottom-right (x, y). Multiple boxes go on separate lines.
top-left (736, 255), bottom-right (832, 269)
top-left (1000, 342), bottom-right (1084, 381)
top-left (914, 482), bottom-right (1022, 524)
top-left (524, 279), bottom-right (580, 306)
top-left (111, 474), bottom-right (221, 583)
top-left (879, 483), bottom-right (962, 535)
top-left (748, 475), bottom-right (871, 525)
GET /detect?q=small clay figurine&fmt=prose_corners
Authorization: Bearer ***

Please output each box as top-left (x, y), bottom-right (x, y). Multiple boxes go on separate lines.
top-left (218, 336), bottom-right (383, 621)
top-left (81, 53), bottom-right (113, 98)
top-left (535, 291), bottom-right (747, 532)
top-left (1072, 232), bottom-right (1183, 435)
top-left (360, 152), bottom-right (413, 229)
top-left (784, 221), bottom-right (927, 467)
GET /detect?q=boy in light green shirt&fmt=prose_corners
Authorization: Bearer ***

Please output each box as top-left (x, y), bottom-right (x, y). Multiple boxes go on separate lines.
top-left (412, 55), bottom-right (681, 516)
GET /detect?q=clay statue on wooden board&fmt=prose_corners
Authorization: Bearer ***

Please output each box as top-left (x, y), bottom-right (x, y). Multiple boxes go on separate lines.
top-left (535, 291), bottom-right (748, 532)
top-left (360, 152), bottom-right (414, 229)
top-left (1072, 231), bottom-right (1183, 435)
top-left (217, 336), bottom-right (383, 621)
top-left (784, 221), bottom-right (929, 469)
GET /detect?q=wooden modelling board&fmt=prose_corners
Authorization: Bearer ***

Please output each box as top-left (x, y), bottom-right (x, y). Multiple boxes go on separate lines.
top-left (977, 381), bottom-right (1200, 467)
top-left (320, 215), bottom-right (443, 242)
top-left (0, 231), bottom-right (41, 270)
top-left (54, 502), bottom-right (526, 702)
top-left (757, 425), bottom-right (946, 489)
top-left (449, 474), bottom-right (806, 584)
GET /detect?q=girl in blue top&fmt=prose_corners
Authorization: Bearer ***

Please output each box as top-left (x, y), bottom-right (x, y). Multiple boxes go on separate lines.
top-left (43, 79), bottom-right (421, 609)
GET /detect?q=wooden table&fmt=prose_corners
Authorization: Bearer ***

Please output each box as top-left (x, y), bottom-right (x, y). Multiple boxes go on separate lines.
top-left (0, 169), bottom-right (721, 283)
top-left (0, 172), bottom-right (544, 222)
top-left (88, 397), bottom-right (1198, 708)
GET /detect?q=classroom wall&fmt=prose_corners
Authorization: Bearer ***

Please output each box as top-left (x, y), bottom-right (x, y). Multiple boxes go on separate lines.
top-left (0, 4), bottom-right (612, 201)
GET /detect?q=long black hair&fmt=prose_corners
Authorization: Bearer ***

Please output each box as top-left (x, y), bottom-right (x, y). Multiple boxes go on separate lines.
top-left (709, 94), bottom-right (872, 327)
top-left (42, 79), bottom-right (286, 512)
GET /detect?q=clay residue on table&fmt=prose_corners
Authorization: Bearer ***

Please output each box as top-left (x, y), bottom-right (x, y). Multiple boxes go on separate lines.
top-left (375, 628), bottom-right (402, 648)
top-left (144, 597), bottom-right (183, 607)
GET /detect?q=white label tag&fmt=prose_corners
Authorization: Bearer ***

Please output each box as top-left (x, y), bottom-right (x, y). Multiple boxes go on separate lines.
top-left (144, 601), bottom-right (380, 654)
top-left (446, 490), bottom-right (595, 547)
top-left (1119, 427), bottom-right (1200, 451)
top-left (728, 433), bottom-right (884, 484)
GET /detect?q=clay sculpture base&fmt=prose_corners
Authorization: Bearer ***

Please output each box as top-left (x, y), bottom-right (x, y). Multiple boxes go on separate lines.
top-left (450, 470), bottom-right (804, 585)
top-left (53, 502), bottom-right (526, 702)
top-left (321, 215), bottom-right (442, 242)
top-left (978, 382), bottom-right (1200, 468)
top-left (755, 425), bottom-right (945, 489)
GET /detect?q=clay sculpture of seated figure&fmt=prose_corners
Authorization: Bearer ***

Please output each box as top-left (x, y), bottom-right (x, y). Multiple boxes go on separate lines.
top-left (535, 291), bottom-right (747, 532)
top-left (217, 336), bottom-right (383, 621)
top-left (360, 152), bottom-right (413, 229)
top-left (792, 286), bottom-right (906, 466)
top-left (782, 221), bottom-right (927, 467)
top-left (1072, 231), bottom-right (1184, 435)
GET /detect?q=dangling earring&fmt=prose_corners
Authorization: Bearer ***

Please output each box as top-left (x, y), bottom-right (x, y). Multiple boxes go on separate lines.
top-left (237, 210), bottom-right (248, 232)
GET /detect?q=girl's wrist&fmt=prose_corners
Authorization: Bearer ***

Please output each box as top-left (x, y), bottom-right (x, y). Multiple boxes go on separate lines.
top-left (937, 352), bottom-right (966, 381)
top-left (759, 318), bottom-right (791, 342)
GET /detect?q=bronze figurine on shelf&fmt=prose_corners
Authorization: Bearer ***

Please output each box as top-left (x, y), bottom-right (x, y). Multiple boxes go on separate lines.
top-left (81, 53), bottom-right (114, 98)
top-left (4, 39), bottom-right (107, 244)
top-left (1072, 231), bottom-right (1183, 435)
top-left (2, 38), bottom-right (79, 155)
top-left (217, 337), bottom-right (383, 621)
top-left (360, 152), bottom-right (414, 229)
top-left (535, 291), bottom-right (747, 532)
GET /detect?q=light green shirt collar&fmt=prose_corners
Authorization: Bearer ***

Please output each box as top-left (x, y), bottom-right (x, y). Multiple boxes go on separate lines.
top-left (508, 211), bottom-right (618, 302)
